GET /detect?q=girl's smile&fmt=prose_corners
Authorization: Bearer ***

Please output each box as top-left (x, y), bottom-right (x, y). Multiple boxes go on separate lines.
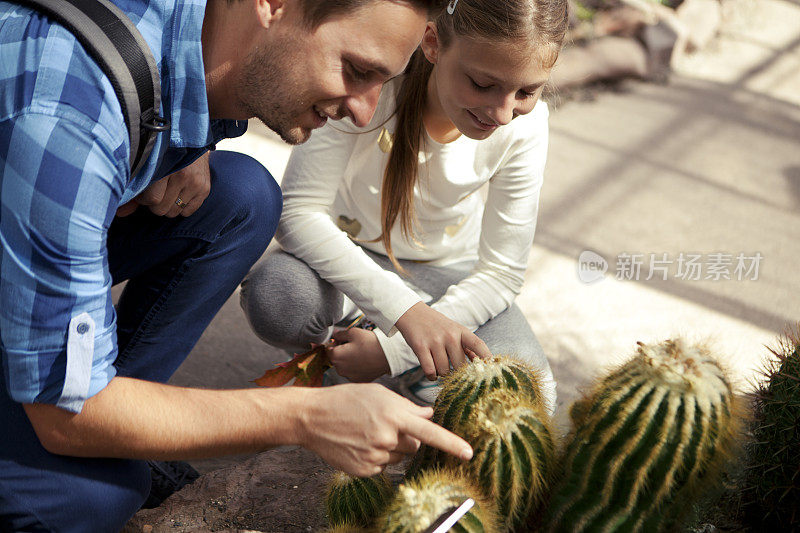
top-left (466, 109), bottom-right (499, 131)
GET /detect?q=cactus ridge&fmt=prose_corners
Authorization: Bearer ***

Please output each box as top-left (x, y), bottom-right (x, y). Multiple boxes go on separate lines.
top-left (325, 471), bottom-right (393, 528)
top-left (588, 391), bottom-right (673, 524)
top-left (550, 385), bottom-right (661, 529)
top-left (378, 468), bottom-right (498, 533)
top-left (407, 356), bottom-right (545, 478)
top-left (554, 381), bottom-right (652, 509)
top-left (545, 339), bottom-right (740, 533)
top-left (457, 389), bottom-right (556, 531)
top-left (610, 393), bottom-right (694, 531)
top-left (742, 326), bottom-right (800, 528)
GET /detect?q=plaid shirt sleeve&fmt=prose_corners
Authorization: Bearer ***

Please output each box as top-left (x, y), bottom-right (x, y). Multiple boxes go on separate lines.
top-left (1, 5), bottom-right (130, 413)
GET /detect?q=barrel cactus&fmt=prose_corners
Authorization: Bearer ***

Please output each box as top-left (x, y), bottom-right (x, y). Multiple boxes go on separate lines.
top-left (325, 471), bottom-right (393, 528)
top-left (742, 327), bottom-right (800, 528)
top-left (378, 468), bottom-right (498, 533)
top-left (408, 356), bottom-right (547, 477)
top-left (455, 389), bottom-right (556, 531)
top-left (322, 525), bottom-right (373, 533)
top-left (544, 338), bottom-right (743, 532)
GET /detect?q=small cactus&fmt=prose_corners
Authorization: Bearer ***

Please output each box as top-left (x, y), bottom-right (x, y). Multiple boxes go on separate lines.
top-left (322, 525), bottom-right (372, 533)
top-left (408, 356), bottom-right (546, 477)
top-left (544, 338), bottom-right (743, 532)
top-left (455, 389), bottom-right (556, 531)
top-left (742, 326), bottom-right (800, 528)
top-left (325, 471), bottom-right (393, 528)
top-left (378, 468), bottom-right (498, 533)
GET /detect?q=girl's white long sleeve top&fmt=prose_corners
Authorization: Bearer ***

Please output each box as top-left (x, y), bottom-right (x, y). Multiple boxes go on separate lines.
top-left (275, 78), bottom-right (550, 376)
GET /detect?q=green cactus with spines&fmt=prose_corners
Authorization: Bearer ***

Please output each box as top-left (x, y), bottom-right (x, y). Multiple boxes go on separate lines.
top-left (322, 524), bottom-right (373, 533)
top-left (742, 326), bottom-right (800, 528)
top-left (449, 389), bottom-right (557, 531)
top-left (407, 356), bottom-right (547, 478)
top-left (544, 338), bottom-right (743, 533)
top-left (325, 471), bottom-right (393, 528)
top-left (378, 468), bottom-right (499, 533)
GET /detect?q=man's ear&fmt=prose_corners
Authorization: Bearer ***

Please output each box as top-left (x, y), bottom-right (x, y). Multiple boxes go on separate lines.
top-left (254, 0), bottom-right (286, 29)
top-left (420, 22), bottom-right (440, 64)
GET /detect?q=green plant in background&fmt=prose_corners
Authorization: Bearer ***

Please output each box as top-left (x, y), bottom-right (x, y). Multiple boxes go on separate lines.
top-left (325, 471), bottom-right (393, 529)
top-left (455, 389), bottom-right (556, 531)
top-left (407, 356), bottom-right (547, 478)
top-left (742, 326), bottom-right (800, 528)
top-left (572, 0), bottom-right (596, 21)
top-left (378, 468), bottom-right (498, 533)
top-left (544, 338), bottom-right (743, 532)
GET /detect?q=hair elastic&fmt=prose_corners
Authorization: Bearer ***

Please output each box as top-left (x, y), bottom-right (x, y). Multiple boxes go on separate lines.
top-left (447, 0), bottom-right (459, 14)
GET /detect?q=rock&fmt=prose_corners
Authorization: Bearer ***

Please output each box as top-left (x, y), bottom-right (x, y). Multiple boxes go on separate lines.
top-left (123, 447), bottom-right (334, 533)
top-left (550, 37), bottom-right (649, 90)
top-left (639, 19), bottom-right (681, 82)
top-left (595, 6), bottom-right (650, 38)
top-left (677, 0), bottom-right (722, 51)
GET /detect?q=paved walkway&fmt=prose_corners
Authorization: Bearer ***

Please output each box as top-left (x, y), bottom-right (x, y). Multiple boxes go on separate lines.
top-left (171, 0), bottom-right (800, 471)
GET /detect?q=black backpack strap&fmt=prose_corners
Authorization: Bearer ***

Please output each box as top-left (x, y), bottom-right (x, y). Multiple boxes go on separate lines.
top-left (13, 0), bottom-right (169, 176)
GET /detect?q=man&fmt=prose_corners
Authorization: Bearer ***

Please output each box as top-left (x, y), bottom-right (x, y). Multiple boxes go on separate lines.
top-left (0, 0), bottom-right (474, 530)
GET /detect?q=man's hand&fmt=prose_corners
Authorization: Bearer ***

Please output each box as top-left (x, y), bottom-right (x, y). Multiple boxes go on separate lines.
top-left (298, 383), bottom-right (473, 477)
top-left (117, 152), bottom-right (211, 218)
top-left (395, 302), bottom-right (492, 381)
top-left (327, 328), bottom-right (390, 383)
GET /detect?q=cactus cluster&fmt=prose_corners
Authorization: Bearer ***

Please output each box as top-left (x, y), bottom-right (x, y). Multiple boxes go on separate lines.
top-left (408, 357), bottom-right (556, 531)
top-left (325, 472), bottom-right (393, 529)
top-left (742, 327), bottom-right (800, 528)
top-left (408, 356), bottom-right (547, 478)
top-left (377, 469), bottom-right (498, 533)
top-left (544, 338), bottom-right (742, 532)
top-left (320, 339), bottom-right (747, 532)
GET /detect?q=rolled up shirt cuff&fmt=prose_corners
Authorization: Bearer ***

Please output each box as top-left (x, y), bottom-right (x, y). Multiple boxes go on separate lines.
top-left (369, 292), bottom-right (423, 336)
top-left (374, 328), bottom-right (420, 377)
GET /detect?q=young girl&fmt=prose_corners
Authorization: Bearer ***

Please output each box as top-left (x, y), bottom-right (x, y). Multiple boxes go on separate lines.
top-left (240, 0), bottom-right (568, 413)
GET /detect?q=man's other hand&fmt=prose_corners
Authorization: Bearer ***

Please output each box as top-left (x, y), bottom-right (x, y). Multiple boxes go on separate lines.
top-left (117, 152), bottom-right (211, 218)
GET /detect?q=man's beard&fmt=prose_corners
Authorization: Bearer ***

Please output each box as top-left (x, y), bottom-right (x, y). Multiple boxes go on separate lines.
top-left (237, 44), bottom-right (313, 145)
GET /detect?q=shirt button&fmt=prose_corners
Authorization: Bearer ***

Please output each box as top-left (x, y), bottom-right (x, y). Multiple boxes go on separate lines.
top-left (76, 322), bottom-right (89, 335)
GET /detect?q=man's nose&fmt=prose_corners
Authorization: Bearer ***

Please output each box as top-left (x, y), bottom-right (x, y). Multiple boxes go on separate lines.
top-left (345, 83), bottom-right (383, 127)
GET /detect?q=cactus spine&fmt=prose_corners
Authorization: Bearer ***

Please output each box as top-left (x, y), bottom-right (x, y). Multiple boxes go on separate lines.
top-left (378, 469), bottom-right (498, 533)
top-left (408, 356), bottom-right (546, 477)
top-left (545, 338), bottom-right (742, 532)
top-left (743, 327), bottom-right (800, 528)
top-left (454, 389), bottom-right (556, 531)
top-left (325, 471), bottom-right (393, 528)
top-left (322, 525), bottom-right (373, 533)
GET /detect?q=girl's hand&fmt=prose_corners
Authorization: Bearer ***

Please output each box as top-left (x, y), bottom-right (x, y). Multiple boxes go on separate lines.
top-left (327, 328), bottom-right (390, 382)
top-left (395, 302), bottom-right (492, 380)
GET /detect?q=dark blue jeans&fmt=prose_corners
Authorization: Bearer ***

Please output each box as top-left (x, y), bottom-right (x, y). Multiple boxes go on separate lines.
top-left (0, 151), bottom-right (281, 532)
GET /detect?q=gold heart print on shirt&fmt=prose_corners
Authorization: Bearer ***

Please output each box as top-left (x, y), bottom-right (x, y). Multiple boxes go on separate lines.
top-left (337, 215), bottom-right (362, 238)
top-left (445, 216), bottom-right (467, 237)
top-left (378, 128), bottom-right (394, 153)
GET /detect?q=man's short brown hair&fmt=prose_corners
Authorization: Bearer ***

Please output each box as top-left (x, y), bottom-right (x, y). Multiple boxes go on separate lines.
top-left (297, 0), bottom-right (442, 26)
top-left (228, 0), bottom-right (443, 27)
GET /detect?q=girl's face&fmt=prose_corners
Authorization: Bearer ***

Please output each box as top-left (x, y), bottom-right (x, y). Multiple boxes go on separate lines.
top-left (422, 25), bottom-right (553, 140)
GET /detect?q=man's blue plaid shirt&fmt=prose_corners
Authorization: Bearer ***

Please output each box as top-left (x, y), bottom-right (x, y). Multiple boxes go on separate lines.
top-left (0, 0), bottom-right (247, 412)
